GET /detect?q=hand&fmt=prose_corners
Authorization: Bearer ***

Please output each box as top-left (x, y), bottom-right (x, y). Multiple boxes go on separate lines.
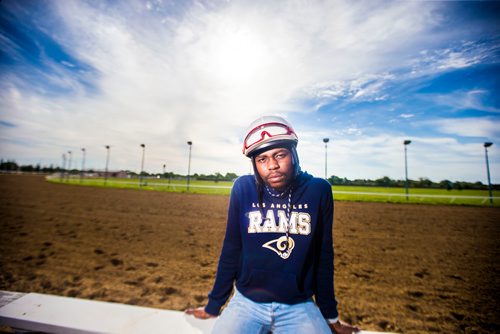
top-left (185, 306), bottom-right (217, 319)
top-left (329, 320), bottom-right (360, 334)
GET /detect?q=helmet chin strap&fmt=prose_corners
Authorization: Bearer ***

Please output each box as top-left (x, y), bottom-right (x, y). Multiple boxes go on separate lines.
top-left (290, 145), bottom-right (301, 178)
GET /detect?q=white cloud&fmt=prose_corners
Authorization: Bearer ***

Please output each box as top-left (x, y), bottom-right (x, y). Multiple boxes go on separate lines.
top-left (409, 39), bottom-right (496, 77)
top-left (436, 49), bottom-right (482, 70)
top-left (305, 72), bottom-right (394, 109)
top-left (297, 132), bottom-right (496, 183)
top-left (1, 0), bottom-right (498, 183)
top-left (420, 90), bottom-right (500, 113)
top-left (425, 117), bottom-right (500, 138)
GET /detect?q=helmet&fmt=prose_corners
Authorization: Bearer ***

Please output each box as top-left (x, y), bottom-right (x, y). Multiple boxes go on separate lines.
top-left (243, 116), bottom-right (298, 157)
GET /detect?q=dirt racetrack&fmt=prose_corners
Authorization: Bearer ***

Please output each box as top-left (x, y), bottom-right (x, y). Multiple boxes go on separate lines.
top-left (0, 174), bottom-right (499, 333)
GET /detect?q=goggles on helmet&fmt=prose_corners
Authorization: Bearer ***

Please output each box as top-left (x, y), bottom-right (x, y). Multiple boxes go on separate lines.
top-left (243, 121), bottom-right (298, 156)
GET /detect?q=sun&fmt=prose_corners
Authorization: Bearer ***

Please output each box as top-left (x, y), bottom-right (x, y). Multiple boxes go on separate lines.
top-left (205, 25), bottom-right (269, 85)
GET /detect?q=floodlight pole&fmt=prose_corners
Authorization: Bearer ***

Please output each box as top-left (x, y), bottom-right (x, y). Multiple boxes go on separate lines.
top-left (484, 142), bottom-right (493, 206)
top-left (323, 138), bottom-right (329, 180)
top-left (67, 151), bottom-right (72, 182)
top-left (139, 144), bottom-right (145, 187)
top-left (61, 153), bottom-right (67, 182)
top-left (187, 141), bottom-right (192, 191)
top-left (404, 140), bottom-right (411, 202)
top-left (104, 145), bottom-right (110, 185)
top-left (80, 148), bottom-right (86, 183)
top-left (163, 164), bottom-right (166, 178)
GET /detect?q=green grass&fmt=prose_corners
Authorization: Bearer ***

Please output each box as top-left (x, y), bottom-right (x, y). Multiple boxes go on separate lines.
top-left (332, 186), bottom-right (499, 206)
top-left (49, 177), bottom-right (234, 195)
top-left (48, 176), bottom-right (499, 207)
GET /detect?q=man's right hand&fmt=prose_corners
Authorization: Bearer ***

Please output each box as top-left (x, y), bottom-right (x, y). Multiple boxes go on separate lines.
top-left (185, 306), bottom-right (217, 319)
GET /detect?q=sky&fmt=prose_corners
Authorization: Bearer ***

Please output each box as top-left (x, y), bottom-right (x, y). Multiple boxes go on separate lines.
top-left (0, 0), bottom-right (499, 184)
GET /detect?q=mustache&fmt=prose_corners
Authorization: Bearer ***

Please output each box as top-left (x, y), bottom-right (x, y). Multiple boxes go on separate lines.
top-left (266, 172), bottom-right (285, 179)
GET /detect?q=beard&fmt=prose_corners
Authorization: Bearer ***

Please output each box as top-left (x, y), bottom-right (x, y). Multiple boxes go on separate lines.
top-left (264, 172), bottom-right (290, 190)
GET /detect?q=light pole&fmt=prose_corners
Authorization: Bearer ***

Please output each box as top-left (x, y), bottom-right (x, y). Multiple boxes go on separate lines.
top-left (187, 141), bottom-right (192, 191)
top-left (67, 150), bottom-right (72, 182)
top-left (139, 144), bottom-right (146, 187)
top-left (323, 138), bottom-right (329, 180)
top-left (60, 153), bottom-right (67, 182)
top-left (404, 140), bottom-right (411, 202)
top-left (484, 142), bottom-right (493, 206)
top-left (104, 145), bottom-right (110, 185)
top-left (80, 148), bottom-right (86, 183)
top-left (163, 164), bottom-right (166, 178)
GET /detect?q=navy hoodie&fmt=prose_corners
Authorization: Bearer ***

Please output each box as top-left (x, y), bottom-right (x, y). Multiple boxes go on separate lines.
top-left (205, 171), bottom-right (338, 320)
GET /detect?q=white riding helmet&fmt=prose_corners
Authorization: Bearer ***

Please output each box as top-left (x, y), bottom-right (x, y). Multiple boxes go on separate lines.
top-left (243, 116), bottom-right (299, 157)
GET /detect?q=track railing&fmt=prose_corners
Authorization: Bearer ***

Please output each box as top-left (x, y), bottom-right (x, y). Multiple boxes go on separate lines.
top-left (47, 176), bottom-right (498, 206)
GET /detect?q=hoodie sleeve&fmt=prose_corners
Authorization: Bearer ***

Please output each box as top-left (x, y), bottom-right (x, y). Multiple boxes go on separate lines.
top-left (314, 179), bottom-right (339, 320)
top-left (205, 179), bottom-right (243, 316)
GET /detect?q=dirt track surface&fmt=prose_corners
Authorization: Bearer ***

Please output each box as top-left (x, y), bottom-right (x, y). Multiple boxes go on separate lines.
top-left (0, 174), bottom-right (499, 333)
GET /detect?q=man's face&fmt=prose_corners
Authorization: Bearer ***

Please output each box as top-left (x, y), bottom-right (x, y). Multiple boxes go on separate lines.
top-left (254, 147), bottom-right (294, 191)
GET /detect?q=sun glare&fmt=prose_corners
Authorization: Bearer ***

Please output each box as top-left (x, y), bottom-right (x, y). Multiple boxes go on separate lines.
top-left (206, 27), bottom-right (269, 85)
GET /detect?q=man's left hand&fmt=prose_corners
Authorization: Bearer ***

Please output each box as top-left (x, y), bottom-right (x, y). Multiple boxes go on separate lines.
top-left (329, 320), bottom-right (360, 334)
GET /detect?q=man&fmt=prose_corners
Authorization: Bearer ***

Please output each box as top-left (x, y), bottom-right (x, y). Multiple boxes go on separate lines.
top-left (186, 116), bottom-right (359, 334)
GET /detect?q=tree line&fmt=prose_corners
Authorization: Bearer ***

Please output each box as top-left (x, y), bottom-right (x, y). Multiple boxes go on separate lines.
top-left (1, 160), bottom-right (496, 190)
top-left (328, 175), bottom-right (498, 191)
top-left (0, 160), bottom-right (239, 182)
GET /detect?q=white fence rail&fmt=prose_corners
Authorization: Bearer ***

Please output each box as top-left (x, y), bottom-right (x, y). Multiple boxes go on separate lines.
top-left (332, 190), bottom-right (499, 204)
top-left (0, 291), bottom-right (394, 334)
top-left (49, 176), bottom-right (498, 205)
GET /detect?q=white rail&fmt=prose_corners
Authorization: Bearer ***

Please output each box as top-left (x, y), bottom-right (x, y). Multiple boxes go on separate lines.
top-left (0, 291), bottom-right (394, 334)
top-left (48, 176), bottom-right (498, 204)
top-left (0, 291), bottom-right (214, 334)
top-left (333, 190), bottom-right (499, 200)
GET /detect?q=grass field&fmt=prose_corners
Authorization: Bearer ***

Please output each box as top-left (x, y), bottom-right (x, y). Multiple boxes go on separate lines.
top-left (331, 186), bottom-right (498, 206)
top-left (48, 175), bottom-right (499, 207)
top-left (51, 177), bottom-right (234, 195)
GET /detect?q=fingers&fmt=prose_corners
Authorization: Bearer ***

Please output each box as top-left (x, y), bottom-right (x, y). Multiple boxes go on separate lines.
top-left (184, 306), bottom-right (215, 319)
top-left (185, 306), bottom-right (203, 314)
top-left (184, 308), bottom-right (196, 315)
top-left (185, 306), bottom-right (203, 316)
top-left (329, 320), bottom-right (361, 334)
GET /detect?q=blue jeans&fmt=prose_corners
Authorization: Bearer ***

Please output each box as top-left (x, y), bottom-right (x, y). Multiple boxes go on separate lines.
top-left (211, 289), bottom-right (331, 334)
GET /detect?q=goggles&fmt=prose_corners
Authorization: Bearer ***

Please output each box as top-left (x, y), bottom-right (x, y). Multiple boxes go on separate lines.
top-left (243, 122), bottom-right (297, 154)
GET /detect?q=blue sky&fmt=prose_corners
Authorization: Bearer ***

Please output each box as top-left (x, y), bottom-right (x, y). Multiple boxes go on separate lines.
top-left (0, 0), bottom-right (499, 183)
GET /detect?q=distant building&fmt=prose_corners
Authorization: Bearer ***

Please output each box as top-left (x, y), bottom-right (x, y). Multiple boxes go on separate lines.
top-left (94, 170), bottom-right (129, 178)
